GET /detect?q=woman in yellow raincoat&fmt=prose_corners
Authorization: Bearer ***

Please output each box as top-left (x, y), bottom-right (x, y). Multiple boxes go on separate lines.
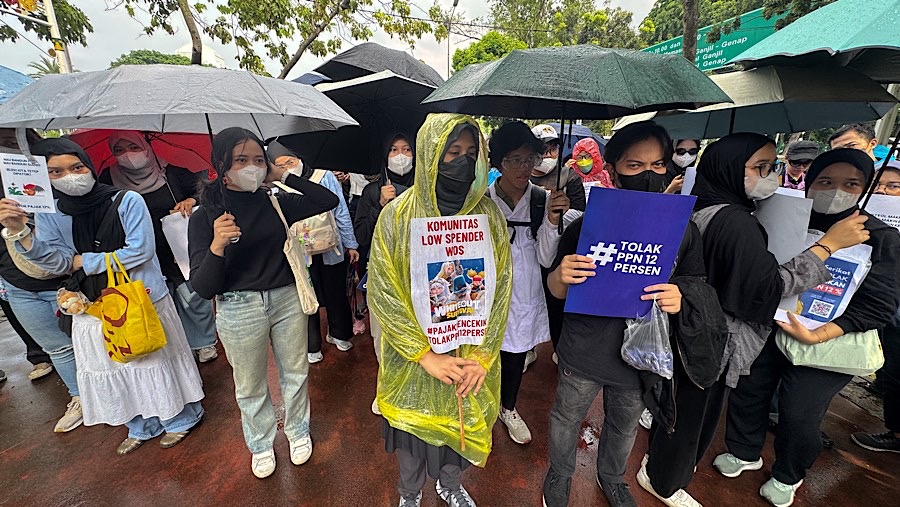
top-left (369, 114), bottom-right (512, 507)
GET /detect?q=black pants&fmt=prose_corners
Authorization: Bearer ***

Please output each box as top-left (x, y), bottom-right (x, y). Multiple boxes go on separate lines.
top-left (882, 320), bottom-right (900, 433)
top-left (647, 361), bottom-right (730, 497)
top-left (541, 267), bottom-right (565, 348)
top-left (0, 298), bottom-right (50, 365)
top-left (500, 351), bottom-right (528, 410)
top-left (725, 335), bottom-right (851, 485)
top-left (308, 255), bottom-right (354, 352)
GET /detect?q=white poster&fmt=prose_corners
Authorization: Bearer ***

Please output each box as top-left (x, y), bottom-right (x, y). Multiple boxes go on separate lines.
top-left (864, 194), bottom-right (900, 232)
top-left (754, 191), bottom-right (813, 264)
top-left (409, 214), bottom-right (496, 354)
top-left (161, 210), bottom-right (196, 280)
top-left (680, 166), bottom-right (697, 196)
top-left (0, 153), bottom-right (56, 213)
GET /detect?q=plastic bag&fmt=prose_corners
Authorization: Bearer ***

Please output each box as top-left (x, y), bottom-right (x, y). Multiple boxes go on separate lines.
top-left (621, 302), bottom-right (674, 379)
top-left (57, 288), bottom-right (90, 315)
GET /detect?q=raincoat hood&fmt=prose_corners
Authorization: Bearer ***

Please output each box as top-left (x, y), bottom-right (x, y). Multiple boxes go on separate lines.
top-left (572, 137), bottom-right (612, 186)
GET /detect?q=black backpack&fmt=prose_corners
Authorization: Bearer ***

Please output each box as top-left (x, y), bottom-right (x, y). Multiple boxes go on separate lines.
top-left (503, 185), bottom-right (546, 243)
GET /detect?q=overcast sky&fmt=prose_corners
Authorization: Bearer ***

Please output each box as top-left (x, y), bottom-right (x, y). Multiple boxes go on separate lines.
top-left (0, 0), bottom-right (655, 79)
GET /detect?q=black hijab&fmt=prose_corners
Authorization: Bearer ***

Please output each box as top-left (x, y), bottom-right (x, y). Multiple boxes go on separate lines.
top-left (32, 138), bottom-right (125, 301)
top-left (691, 133), bottom-right (783, 325)
top-left (267, 140), bottom-right (313, 179)
top-left (804, 148), bottom-right (877, 232)
top-left (692, 133), bottom-right (774, 211)
top-left (383, 132), bottom-right (415, 188)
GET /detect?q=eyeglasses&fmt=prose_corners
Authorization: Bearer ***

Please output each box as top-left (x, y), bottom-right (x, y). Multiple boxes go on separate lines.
top-left (543, 145), bottom-right (559, 157)
top-left (746, 162), bottom-right (781, 178)
top-left (502, 155), bottom-right (542, 169)
top-left (875, 182), bottom-right (900, 192)
top-left (675, 148), bottom-right (700, 156)
top-left (788, 159), bottom-right (813, 167)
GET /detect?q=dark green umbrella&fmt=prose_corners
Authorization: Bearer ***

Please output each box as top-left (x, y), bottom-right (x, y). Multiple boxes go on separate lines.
top-left (421, 45), bottom-right (731, 119)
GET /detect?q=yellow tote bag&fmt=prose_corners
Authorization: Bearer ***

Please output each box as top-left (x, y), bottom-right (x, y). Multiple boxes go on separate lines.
top-left (86, 253), bottom-right (166, 363)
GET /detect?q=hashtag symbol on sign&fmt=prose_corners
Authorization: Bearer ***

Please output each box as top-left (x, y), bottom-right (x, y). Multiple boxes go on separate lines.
top-left (588, 242), bottom-right (618, 266)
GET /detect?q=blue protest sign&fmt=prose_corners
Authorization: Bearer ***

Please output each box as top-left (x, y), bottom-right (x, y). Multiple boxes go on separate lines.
top-left (358, 272), bottom-right (368, 292)
top-left (564, 187), bottom-right (697, 318)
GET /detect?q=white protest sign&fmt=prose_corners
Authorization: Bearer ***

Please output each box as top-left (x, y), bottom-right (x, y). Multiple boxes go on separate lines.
top-left (409, 214), bottom-right (496, 354)
top-left (864, 194), bottom-right (900, 232)
top-left (754, 191), bottom-right (813, 264)
top-left (0, 153), bottom-right (56, 213)
top-left (161, 209), bottom-right (198, 280)
top-left (679, 166), bottom-right (697, 195)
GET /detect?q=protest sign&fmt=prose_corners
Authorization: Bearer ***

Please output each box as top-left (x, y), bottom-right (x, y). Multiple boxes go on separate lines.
top-left (755, 191), bottom-right (813, 264)
top-left (160, 209), bottom-right (198, 280)
top-left (864, 194), bottom-right (900, 232)
top-left (0, 153), bottom-right (55, 213)
top-left (565, 187), bottom-right (696, 318)
top-left (680, 167), bottom-right (697, 196)
top-left (409, 214), bottom-right (496, 354)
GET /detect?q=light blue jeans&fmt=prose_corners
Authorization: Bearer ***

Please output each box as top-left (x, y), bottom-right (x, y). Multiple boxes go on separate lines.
top-left (170, 281), bottom-right (217, 350)
top-left (125, 401), bottom-right (205, 439)
top-left (215, 284), bottom-right (310, 454)
top-left (5, 284), bottom-right (79, 396)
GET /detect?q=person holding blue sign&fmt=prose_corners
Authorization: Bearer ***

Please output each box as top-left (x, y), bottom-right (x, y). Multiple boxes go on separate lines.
top-left (541, 121), bottom-right (706, 507)
top-left (715, 149), bottom-right (899, 507)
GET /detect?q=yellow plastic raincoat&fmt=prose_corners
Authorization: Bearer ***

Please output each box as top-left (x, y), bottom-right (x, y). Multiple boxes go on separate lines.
top-left (369, 113), bottom-right (513, 467)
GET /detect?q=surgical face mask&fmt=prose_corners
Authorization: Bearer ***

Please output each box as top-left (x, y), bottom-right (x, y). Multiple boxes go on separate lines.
top-left (744, 173), bottom-right (779, 200)
top-left (672, 153), bottom-right (697, 168)
top-left (50, 172), bottom-right (95, 197)
top-left (810, 189), bottom-right (860, 215)
top-left (616, 170), bottom-right (669, 193)
top-left (228, 165), bottom-right (267, 192)
top-left (387, 153), bottom-right (413, 176)
top-left (535, 157), bottom-right (557, 174)
top-left (576, 158), bottom-right (594, 174)
top-left (116, 151), bottom-right (151, 170)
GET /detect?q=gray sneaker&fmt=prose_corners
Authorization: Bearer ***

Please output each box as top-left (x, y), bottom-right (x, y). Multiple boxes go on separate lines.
top-left (542, 469), bottom-right (570, 507)
top-left (713, 453), bottom-right (763, 478)
top-left (54, 396), bottom-right (83, 433)
top-left (597, 476), bottom-right (637, 507)
top-left (436, 480), bottom-right (475, 507)
top-left (759, 478), bottom-right (802, 507)
top-left (398, 492), bottom-right (422, 507)
top-left (197, 345), bottom-right (218, 363)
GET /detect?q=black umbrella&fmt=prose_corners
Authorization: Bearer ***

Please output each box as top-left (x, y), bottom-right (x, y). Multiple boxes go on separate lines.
top-left (276, 70), bottom-right (439, 174)
top-left (314, 42), bottom-right (445, 87)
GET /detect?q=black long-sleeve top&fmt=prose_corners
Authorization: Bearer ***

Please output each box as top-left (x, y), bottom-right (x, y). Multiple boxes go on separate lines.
top-left (188, 174), bottom-right (339, 299)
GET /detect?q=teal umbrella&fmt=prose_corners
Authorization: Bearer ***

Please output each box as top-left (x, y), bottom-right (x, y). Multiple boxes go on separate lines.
top-left (421, 45), bottom-right (731, 119)
top-left (733, 0), bottom-right (900, 83)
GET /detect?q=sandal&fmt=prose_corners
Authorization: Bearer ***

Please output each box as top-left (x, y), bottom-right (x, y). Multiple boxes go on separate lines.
top-left (160, 431), bottom-right (190, 449)
top-left (116, 437), bottom-right (145, 456)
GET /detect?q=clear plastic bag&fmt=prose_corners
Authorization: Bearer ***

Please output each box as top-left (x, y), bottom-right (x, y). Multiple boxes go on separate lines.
top-left (621, 302), bottom-right (674, 379)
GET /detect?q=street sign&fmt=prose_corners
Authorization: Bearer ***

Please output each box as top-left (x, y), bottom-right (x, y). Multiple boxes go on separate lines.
top-left (643, 8), bottom-right (787, 72)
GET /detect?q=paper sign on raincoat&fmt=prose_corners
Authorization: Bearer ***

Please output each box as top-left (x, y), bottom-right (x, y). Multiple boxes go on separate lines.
top-left (565, 187), bottom-right (696, 318)
top-left (409, 214), bottom-right (496, 354)
top-left (864, 194), bottom-right (900, 233)
top-left (0, 153), bottom-right (55, 213)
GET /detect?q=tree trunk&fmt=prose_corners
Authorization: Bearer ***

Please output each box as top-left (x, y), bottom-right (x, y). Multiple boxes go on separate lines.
top-left (278, 2), bottom-right (345, 79)
top-left (176, 0), bottom-right (203, 65)
top-left (682, 0), bottom-right (700, 64)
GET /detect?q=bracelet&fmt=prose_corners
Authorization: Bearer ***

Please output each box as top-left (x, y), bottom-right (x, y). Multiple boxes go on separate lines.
top-left (1, 226), bottom-right (31, 241)
top-left (812, 241), bottom-right (832, 256)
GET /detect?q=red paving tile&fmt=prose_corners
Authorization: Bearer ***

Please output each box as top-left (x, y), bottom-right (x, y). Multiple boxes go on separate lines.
top-left (1, 324), bottom-right (896, 506)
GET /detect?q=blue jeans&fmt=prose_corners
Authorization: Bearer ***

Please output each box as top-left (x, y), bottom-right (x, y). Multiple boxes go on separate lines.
top-left (125, 401), bottom-right (205, 439)
top-left (170, 281), bottom-right (217, 350)
top-left (5, 284), bottom-right (79, 396)
top-left (215, 284), bottom-right (310, 454)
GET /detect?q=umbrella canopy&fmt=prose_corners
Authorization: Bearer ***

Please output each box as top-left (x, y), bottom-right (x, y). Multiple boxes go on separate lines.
top-left (275, 70), bottom-right (439, 174)
top-left (422, 45), bottom-right (732, 120)
top-left (0, 64), bottom-right (357, 138)
top-left (612, 66), bottom-right (898, 139)
top-left (732, 0), bottom-right (900, 83)
top-left (68, 129), bottom-right (214, 178)
top-left (0, 65), bottom-right (33, 105)
top-left (314, 42), bottom-right (445, 88)
top-left (547, 122), bottom-right (606, 159)
top-left (292, 72), bottom-right (331, 86)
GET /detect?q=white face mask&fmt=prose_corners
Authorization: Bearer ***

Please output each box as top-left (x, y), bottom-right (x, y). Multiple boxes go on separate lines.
top-left (535, 157), bottom-right (557, 174)
top-left (672, 153), bottom-right (697, 168)
top-left (387, 153), bottom-right (413, 176)
top-left (744, 173), bottom-right (780, 200)
top-left (116, 151), bottom-right (151, 170)
top-left (50, 172), bottom-right (95, 197)
top-left (810, 189), bottom-right (860, 215)
top-left (228, 165), bottom-right (267, 192)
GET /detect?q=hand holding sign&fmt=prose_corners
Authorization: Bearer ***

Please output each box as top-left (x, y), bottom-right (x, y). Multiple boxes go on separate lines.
top-left (820, 211), bottom-right (869, 253)
top-left (0, 198), bottom-right (28, 233)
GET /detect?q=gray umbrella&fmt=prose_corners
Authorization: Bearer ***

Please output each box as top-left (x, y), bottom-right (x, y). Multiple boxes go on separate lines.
top-left (612, 66), bottom-right (898, 139)
top-left (0, 64), bottom-right (357, 138)
top-left (314, 42), bottom-right (445, 88)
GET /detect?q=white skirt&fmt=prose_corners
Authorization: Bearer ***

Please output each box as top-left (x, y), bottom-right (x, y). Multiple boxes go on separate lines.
top-left (73, 294), bottom-right (205, 426)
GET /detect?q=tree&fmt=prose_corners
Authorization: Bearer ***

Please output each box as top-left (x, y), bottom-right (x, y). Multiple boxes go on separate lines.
top-left (489, 0), bottom-right (556, 48)
top-left (640, 0), bottom-right (763, 46)
top-left (682, 0), bottom-right (699, 62)
top-left (452, 31), bottom-right (527, 73)
top-left (552, 3), bottom-right (644, 49)
top-left (0, 0), bottom-right (93, 46)
top-left (109, 50), bottom-right (192, 68)
top-left (27, 56), bottom-right (60, 78)
top-left (763, 0), bottom-right (836, 29)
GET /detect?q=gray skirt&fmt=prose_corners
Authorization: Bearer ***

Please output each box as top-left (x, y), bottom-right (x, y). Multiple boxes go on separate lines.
top-left (382, 418), bottom-right (471, 477)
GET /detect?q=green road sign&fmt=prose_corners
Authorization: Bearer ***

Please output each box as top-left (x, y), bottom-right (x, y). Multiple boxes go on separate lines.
top-left (643, 8), bottom-right (788, 71)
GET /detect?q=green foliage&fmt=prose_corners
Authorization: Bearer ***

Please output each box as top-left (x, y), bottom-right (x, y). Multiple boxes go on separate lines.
top-left (452, 31), bottom-right (527, 73)
top-left (0, 0), bottom-right (93, 46)
top-left (27, 56), bottom-right (60, 78)
top-left (109, 50), bottom-right (192, 68)
top-left (762, 0), bottom-right (836, 30)
top-left (640, 0), bottom-right (763, 46)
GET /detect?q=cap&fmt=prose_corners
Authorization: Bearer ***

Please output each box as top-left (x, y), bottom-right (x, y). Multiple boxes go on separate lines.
top-left (531, 124), bottom-right (559, 142)
top-left (786, 141), bottom-right (819, 161)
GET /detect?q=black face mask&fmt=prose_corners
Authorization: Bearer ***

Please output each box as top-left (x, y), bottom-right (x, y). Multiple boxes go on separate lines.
top-left (436, 154), bottom-right (476, 215)
top-left (616, 170), bottom-right (669, 193)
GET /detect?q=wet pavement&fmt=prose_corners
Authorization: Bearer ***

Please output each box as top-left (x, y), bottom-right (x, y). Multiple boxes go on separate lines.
top-left (1, 316), bottom-right (896, 507)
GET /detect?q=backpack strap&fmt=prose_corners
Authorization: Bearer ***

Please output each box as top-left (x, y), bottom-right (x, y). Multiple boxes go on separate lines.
top-left (93, 191), bottom-right (127, 251)
top-left (529, 185), bottom-right (546, 240)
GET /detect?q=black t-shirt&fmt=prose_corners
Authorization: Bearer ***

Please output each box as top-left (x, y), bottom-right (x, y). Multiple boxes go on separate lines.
top-left (550, 215), bottom-right (705, 388)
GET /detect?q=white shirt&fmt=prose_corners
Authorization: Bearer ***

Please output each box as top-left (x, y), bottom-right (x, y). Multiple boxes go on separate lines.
top-left (349, 173), bottom-right (369, 197)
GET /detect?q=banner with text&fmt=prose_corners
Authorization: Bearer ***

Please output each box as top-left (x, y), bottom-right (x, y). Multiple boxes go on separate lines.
top-left (0, 153), bottom-right (56, 213)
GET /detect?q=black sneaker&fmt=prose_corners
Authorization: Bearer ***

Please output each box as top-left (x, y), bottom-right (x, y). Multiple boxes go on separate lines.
top-left (821, 430), bottom-right (834, 449)
top-left (542, 469), bottom-right (571, 507)
top-left (597, 477), bottom-right (637, 507)
top-left (852, 431), bottom-right (900, 453)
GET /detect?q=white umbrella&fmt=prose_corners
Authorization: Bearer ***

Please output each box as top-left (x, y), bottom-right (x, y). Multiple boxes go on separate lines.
top-left (0, 64), bottom-right (357, 138)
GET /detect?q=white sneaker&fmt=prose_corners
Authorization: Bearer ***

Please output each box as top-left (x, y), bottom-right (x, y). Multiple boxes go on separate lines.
top-left (713, 453), bottom-right (763, 478)
top-left (399, 491), bottom-right (422, 507)
top-left (372, 398), bottom-right (382, 415)
top-left (759, 478), bottom-right (802, 507)
top-left (639, 408), bottom-right (653, 430)
top-left (523, 349), bottom-right (538, 373)
top-left (637, 459), bottom-right (702, 507)
top-left (499, 407), bottom-right (532, 444)
top-left (28, 362), bottom-right (54, 380)
top-left (54, 396), bottom-right (83, 433)
top-left (326, 334), bottom-right (353, 351)
top-left (251, 449), bottom-right (276, 478)
top-left (197, 345), bottom-right (218, 363)
top-left (308, 351), bottom-right (324, 364)
top-left (289, 435), bottom-right (313, 465)
top-left (436, 480), bottom-right (476, 507)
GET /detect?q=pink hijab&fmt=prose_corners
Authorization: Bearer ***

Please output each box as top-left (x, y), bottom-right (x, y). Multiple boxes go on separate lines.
top-left (571, 138), bottom-right (612, 187)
